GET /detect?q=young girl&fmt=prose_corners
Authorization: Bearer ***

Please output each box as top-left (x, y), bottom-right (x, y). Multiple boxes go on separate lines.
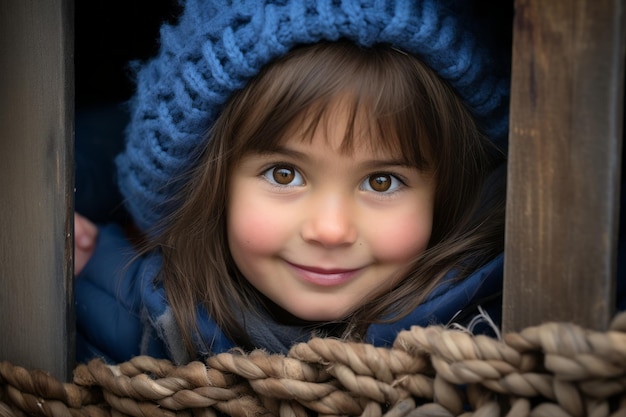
top-left (74, 0), bottom-right (511, 364)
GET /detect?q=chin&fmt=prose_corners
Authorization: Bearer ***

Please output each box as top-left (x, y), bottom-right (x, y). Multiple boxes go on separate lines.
top-left (286, 306), bottom-right (351, 323)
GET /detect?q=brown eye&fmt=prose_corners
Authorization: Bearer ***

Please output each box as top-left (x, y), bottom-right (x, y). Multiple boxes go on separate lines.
top-left (263, 164), bottom-right (304, 186)
top-left (273, 166), bottom-right (295, 184)
top-left (368, 174), bottom-right (392, 192)
top-left (362, 173), bottom-right (404, 194)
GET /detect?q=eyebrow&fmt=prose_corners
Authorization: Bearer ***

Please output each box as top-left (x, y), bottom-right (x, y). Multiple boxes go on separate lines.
top-left (256, 145), bottom-right (415, 169)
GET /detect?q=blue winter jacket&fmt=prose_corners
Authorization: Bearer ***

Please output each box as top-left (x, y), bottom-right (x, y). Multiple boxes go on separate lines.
top-left (75, 223), bottom-right (506, 364)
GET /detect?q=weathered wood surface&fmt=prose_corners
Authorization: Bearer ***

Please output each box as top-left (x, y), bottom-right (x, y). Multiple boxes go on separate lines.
top-left (0, 0), bottom-right (74, 380)
top-left (503, 0), bottom-right (625, 332)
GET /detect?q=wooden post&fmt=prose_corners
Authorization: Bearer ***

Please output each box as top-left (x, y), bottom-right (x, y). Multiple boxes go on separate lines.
top-left (503, 0), bottom-right (625, 332)
top-left (0, 0), bottom-right (74, 381)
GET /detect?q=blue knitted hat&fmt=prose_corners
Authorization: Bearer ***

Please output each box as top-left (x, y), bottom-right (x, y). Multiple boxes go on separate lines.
top-left (117, 0), bottom-right (510, 231)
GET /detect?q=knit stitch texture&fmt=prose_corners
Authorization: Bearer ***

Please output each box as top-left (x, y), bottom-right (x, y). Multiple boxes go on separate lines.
top-left (117, 0), bottom-right (510, 231)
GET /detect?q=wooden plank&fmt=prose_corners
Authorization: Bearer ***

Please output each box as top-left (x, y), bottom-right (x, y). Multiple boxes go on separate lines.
top-left (0, 0), bottom-right (74, 380)
top-left (503, 0), bottom-right (625, 332)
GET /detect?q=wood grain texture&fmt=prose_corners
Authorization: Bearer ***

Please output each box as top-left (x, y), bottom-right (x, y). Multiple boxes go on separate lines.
top-left (503, 0), bottom-right (625, 332)
top-left (0, 0), bottom-right (74, 380)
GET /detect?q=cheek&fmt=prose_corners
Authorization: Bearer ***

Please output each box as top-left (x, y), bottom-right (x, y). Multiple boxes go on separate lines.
top-left (368, 209), bottom-right (433, 262)
top-left (227, 198), bottom-right (287, 256)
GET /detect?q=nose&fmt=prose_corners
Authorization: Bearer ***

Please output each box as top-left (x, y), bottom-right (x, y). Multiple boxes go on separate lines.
top-left (300, 194), bottom-right (358, 248)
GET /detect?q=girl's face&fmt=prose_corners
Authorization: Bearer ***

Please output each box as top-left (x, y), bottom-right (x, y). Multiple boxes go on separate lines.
top-left (227, 105), bottom-right (435, 322)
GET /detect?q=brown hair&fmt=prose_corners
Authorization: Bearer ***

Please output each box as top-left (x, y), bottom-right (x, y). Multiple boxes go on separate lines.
top-left (146, 40), bottom-right (505, 354)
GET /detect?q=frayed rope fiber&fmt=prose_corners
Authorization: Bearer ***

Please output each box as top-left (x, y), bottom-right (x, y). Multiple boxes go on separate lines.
top-left (1, 312), bottom-right (625, 417)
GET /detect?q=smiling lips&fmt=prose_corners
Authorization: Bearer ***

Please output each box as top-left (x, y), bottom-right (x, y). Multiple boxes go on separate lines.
top-left (286, 262), bottom-right (362, 287)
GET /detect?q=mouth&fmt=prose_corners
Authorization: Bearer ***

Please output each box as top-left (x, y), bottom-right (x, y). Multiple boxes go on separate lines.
top-left (286, 262), bottom-right (362, 287)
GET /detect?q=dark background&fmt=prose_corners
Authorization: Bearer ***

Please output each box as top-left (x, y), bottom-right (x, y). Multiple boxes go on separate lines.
top-left (76, 0), bottom-right (181, 109)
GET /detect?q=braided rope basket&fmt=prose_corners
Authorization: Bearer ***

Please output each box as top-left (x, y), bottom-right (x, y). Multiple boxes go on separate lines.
top-left (1, 312), bottom-right (625, 417)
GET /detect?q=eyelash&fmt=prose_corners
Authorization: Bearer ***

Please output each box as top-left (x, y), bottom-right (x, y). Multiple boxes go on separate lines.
top-left (260, 163), bottom-right (408, 195)
top-left (361, 172), bottom-right (408, 196)
top-left (260, 163), bottom-right (306, 189)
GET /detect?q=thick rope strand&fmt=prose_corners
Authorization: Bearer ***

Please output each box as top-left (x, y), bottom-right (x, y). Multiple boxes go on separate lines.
top-left (0, 312), bottom-right (625, 416)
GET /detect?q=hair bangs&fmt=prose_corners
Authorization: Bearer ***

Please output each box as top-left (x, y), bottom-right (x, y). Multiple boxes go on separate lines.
top-left (226, 41), bottom-right (435, 172)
